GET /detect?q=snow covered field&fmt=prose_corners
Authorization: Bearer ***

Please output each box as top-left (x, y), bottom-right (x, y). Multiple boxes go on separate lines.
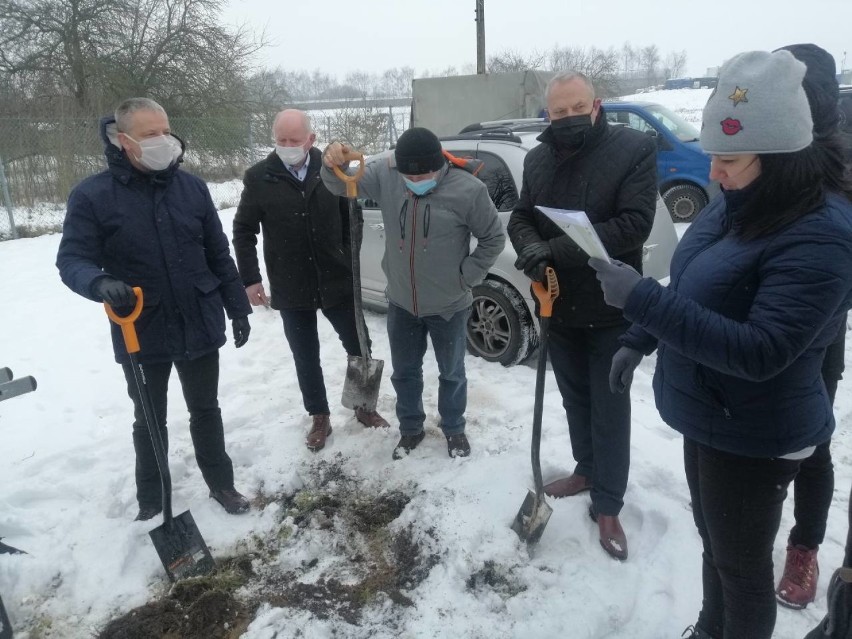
top-left (1, 87), bottom-right (850, 639)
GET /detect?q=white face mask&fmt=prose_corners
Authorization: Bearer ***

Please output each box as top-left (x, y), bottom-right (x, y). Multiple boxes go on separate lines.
top-left (275, 144), bottom-right (307, 166)
top-left (125, 134), bottom-right (182, 171)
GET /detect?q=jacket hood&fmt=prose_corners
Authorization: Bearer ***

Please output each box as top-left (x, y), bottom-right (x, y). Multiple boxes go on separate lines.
top-left (98, 115), bottom-right (186, 181)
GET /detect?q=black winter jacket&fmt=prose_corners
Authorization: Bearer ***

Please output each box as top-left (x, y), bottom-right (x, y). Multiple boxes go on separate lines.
top-left (56, 116), bottom-right (251, 365)
top-left (507, 111), bottom-right (657, 328)
top-left (232, 148), bottom-right (356, 311)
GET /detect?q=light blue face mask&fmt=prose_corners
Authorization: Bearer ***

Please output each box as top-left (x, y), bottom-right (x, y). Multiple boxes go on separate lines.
top-left (404, 177), bottom-right (437, 196)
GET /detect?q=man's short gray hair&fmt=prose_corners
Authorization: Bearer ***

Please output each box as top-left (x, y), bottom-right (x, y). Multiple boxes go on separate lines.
top-left (115, 98), bottom-right (167, 133)
top-left (271, 109), bottom-right (313, 136)
top-left (545, 71), bottom-right (596, 101)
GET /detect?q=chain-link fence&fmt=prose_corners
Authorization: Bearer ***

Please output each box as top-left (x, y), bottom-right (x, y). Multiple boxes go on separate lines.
top-left (0, 105), bottom-right (410, 240)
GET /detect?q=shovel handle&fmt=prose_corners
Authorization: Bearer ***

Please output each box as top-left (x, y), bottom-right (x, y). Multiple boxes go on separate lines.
top-left (104, 287), bottom-right (144, 354)
top-left (331, 150), bottom-right (366, 198)
top-left (531, 267), bottom-right (559, 318)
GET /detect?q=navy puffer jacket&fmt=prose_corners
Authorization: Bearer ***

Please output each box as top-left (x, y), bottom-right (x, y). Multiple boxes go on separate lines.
top-left (57, 116), bottom-right (251, 364)
top-left (621, 188), bottom-right (852, 457)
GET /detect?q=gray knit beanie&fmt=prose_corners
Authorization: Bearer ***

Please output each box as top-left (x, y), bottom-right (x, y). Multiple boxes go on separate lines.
top-left (700, 50), bottom-right (813, 155)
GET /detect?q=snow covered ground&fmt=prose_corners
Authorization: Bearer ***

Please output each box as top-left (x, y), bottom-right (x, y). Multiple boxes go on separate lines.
top-left (1, 87), bottom-right (850, 639)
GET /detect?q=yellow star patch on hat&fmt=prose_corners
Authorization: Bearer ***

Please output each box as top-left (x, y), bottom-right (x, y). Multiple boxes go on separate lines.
top-left (728, 86), bottom-right (749, 107)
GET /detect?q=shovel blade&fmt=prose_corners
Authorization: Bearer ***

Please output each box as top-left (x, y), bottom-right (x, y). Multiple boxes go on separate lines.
top-left (511, 490), bottom-right (553, 545)
top-left (341, 355), bottom-right (384, 411)
top-left (0, 595), bottom-right (12, 639)
top-left (149, 510), bottom-right (215, 582)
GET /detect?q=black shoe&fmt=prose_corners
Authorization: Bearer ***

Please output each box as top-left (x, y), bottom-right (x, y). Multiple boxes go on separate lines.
top-left (446, 433), bottom-right (471, 458)
top-left (392, 431), bottom-right (426, 460)
top-left (210, 488), bottom-right (251, 514)
top-left (135, 504), bottom-right (162, 521)
top-left (680, 625), bottom-right (715, 639)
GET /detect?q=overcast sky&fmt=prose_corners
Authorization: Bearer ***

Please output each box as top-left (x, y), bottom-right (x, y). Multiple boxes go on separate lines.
top-left (221, 0), bottom-right (851, 81)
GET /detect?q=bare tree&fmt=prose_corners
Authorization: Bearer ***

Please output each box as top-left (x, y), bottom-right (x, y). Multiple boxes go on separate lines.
top-left (487, 49), bottom-right (545, 73)
top-left (664, 49), bottom-right (688, 79)
top-left (326, 105), bottom-right (389, 154)
top-left (245, 67), bottom-right (291, 130)
top-left (639, 44), bottom-right (661, 86)
top-left (547, 45), bottom-right (620, 96)
top-left (380, 66), bottom-right (414, 97)
top-left (0, 0), bottom-right (266, 115)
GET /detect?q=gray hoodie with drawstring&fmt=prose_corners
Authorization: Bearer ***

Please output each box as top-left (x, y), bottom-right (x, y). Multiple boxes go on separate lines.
top-left (321, 150), bottom-right (505, 318)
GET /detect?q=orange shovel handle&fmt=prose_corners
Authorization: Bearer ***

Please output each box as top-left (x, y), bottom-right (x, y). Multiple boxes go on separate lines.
top-left (104, 287), bottom-right (144, 354)
top-left (331, 150), bottom-right (366, 198)
top-left (531, 267), bottom-right (559, 318)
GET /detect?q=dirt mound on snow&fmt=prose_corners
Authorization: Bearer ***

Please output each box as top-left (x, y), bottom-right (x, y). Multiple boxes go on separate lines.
top-left (99, 455), bottom-right (441, 638)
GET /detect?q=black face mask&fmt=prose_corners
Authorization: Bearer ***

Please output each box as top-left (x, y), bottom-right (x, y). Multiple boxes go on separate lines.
top-left (550, 114), bottom-right (594, 148)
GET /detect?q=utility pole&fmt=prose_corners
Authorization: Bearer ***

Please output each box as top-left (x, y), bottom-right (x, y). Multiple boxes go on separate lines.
top-left (475, 0), bottom-right (485, 74)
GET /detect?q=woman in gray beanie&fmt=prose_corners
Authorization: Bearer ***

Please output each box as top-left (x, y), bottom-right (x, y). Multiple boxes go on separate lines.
top-left (589, 49), bottom-right (852, 639)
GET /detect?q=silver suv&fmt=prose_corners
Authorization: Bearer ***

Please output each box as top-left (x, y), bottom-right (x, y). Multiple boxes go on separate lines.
top-left (358, 129), bottom-right (679, 366)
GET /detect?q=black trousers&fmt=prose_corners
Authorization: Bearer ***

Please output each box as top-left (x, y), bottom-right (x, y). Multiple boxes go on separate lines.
top-left (279, 300), bottom-right (366, 416)
top-left (789, 321), bottom-right (846, 548)
top-left (685, 438), bottom-right (801, 639)
top-left (122, 350), bottom-right (234, 507)
top-left (548, 322), bottom-right (631, 516)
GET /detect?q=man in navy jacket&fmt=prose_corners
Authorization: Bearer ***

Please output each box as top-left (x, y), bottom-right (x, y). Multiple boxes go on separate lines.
top-left (57, 98), bottom-right (252, 521)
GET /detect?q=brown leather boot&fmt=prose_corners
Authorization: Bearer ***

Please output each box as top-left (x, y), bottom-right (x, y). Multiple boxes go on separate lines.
top-left (306, 414), bottom-right (332, 452)
top-left (589, 505), bottom-right (628, 561)
top-left (354, 407), bottom-right (390, 428)
top-left (544, 473), bottom-right (592, 498)
top-left (777, 543), bottom-right (819, 609)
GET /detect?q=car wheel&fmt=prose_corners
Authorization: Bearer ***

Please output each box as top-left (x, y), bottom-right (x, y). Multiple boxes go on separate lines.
top-left (662, 184), bottom-right (708, 223)
top-left (467, 279), bottom-right (538, 366)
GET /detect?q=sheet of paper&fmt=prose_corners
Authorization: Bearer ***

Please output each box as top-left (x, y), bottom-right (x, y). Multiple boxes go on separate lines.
top-left (535, 206), bottom-right (611, 262)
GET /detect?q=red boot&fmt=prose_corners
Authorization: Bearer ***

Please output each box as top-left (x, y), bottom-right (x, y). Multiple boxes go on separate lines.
top-left (777, 543), bottom-right (819, 609)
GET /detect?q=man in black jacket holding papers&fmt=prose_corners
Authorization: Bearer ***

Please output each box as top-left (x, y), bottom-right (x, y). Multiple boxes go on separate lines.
top-left (507, 70), bottom-right (657, 561)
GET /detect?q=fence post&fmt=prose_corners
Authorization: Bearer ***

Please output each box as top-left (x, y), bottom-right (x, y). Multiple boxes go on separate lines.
top-left (0, 156), bottom-right (17, 240)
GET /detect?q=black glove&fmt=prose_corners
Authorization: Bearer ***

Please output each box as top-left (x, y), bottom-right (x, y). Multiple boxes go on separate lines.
top-left (588, 257), bottom-right (642, 309)
top-left (514, 242), bottom-right (553, 281)
top-left (93, 277), bottom-right (136, 307)
top-left (609, 346), bottom-right (644, 393)
top-left (232, 317), bottom-right (250, 348)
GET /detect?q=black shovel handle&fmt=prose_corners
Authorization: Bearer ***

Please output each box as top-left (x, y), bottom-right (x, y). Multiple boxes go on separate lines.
top-left (334, 151), bottom-right (372, 363)
top-left (106, 289), bottom-right (174, 527)
top-left (530, 268), bottom-right (559, 496)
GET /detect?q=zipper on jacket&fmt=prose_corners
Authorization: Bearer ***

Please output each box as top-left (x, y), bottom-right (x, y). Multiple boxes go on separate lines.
top-left (409, 197), bottom-right (419, 315)
top-left (422, 202), bottom-right (431, 251)
top-left (300, 187), bottom-right (323, 307)
top-left (398, 199), bottom-right (408, 250)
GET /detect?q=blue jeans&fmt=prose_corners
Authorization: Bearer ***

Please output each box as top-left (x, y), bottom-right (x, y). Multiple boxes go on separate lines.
top-left (280, 301), bottom-right (366, 416)
top-left (387, 303), bottom-right (469, 436)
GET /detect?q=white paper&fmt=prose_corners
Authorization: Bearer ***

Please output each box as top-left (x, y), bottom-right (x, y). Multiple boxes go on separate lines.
top-left (535, 206), bottom-right (611, 262)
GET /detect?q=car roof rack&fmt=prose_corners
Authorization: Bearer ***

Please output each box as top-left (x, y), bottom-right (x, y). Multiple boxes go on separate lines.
top-left (439, 129), bottom-right (525, 143)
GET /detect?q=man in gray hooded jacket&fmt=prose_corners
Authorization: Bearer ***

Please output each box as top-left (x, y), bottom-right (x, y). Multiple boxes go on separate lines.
top-left (322, 128), bottom-right (504, 459)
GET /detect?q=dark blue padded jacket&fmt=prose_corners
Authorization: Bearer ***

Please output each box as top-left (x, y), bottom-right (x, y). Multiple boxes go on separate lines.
top-left (56, 116), bottom-right (251, 364)
top-left (621, 188), bottom-right (852, 457)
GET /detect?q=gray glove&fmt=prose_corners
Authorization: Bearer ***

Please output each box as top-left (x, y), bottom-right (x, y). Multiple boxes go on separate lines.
top-left (232, 317), bottom-right (251, 348)
top-left (588, 258), bottom-right (642, 309)
top-left (609, 346), bottom-right (644, 393)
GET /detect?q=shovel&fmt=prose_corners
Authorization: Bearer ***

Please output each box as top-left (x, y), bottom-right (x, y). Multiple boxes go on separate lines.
top-left (106, 289), bottom-right (216, 582)
top-left (333, 153), bottom-right (384, 412)
top-left (511, 266), bottom-right (559, 545)
top-left (0, 595), bottom-right (11, 639)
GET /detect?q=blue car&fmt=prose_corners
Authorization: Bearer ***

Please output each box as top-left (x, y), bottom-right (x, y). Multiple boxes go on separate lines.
top-left (603, 101), bottom-right (719, 222)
